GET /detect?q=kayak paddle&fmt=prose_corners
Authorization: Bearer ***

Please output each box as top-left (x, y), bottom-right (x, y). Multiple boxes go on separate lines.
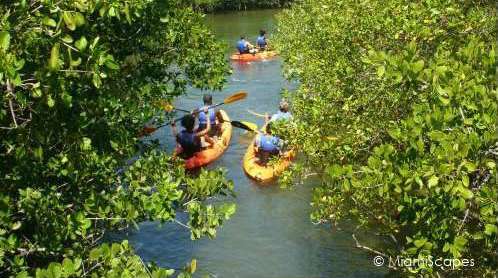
top-left (247, 109), bottom-right (266, 118)
top-left (140, 91), bottom-right (248, 136)
top-left (171, 91), bottom-right (247, 123)
top-left (156, 100), bottom-right (191, 113)
top-left (227, 120), bottom-right (258, 132)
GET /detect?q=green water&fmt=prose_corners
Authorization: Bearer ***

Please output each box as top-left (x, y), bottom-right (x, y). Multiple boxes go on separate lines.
top-left (205, 9), bottom-right (278, 52)
top-left (126, 9), bottom-right (385, 278)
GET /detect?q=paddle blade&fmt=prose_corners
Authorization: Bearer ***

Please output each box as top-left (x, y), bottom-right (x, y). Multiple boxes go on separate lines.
top-left (138, 126), bottom-right (158, 137)
top-left (162, 104), bottom-right (174, 112)
top-left (223, 91), bottom-right (247, 104)
top-left (247, 109), bottom-right (266, 118)
top-left (240, 121), bottom-right (258, 132)
top-left (156, 100), bottom-right (175, 112)
top-left (230, 120), bottom-right (257, 132)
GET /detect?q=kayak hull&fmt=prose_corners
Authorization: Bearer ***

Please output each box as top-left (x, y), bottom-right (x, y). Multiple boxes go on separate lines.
top-left (242, 134), bottom-right (295, 183)
top-left (230, 51), bottom-right (278, 62)
top-left (177, 110), bottom-right (232, 170)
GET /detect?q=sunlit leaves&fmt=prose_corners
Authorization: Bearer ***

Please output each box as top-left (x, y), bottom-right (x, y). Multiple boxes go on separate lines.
top-left (484, 224), bottom-right (497, 236)
top-left (427, 176), bottom-right (438, 188)
top-left (184, 169), bottom-right (235, 199)
top-left (275, 0), bottom-right (497, 276)
top-left (61, 35), bottom-right (73, 44)
top-left (187, 202), bottom-right (236, 240)
top-left (0, 31), bottom-right (10, 51)
top-left (46, 94), bottom-right (55, 107)
top-left (62, 11), bottom-right (76, 31)
top-left (1, 0), bottom-right (231, 276)
top-left (74, 36), bottom-right (87, 51)
top-left (42, 17), bottom-right (57, 27)
top-left (73, 12), bottom-right (86, 27)
top-left (35, 241), bottom-right (175, 278)
top-left (48, 43), bottom-right (61, 71)
top-left (192, 0), bottom-right (292, 12)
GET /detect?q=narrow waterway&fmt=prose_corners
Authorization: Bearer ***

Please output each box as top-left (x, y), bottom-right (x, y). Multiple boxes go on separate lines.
top-left (126, 10), bottom-right (385, 278)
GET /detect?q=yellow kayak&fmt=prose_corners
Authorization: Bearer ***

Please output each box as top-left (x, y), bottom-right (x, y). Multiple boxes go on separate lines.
top-left (242, 134), bottom-right (295, 183)
top-left (176, 110), bottom-right (232, 169)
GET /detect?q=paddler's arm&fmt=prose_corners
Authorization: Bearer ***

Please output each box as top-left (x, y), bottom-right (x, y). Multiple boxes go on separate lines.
top-left (264, 113), bottom-right (270, 124)
top-left (254, 134), bottom-right (261, 152)
top-left (171, 122), bottom-right (181, 152)
top-left (171, 121), bottom-right (178, 137)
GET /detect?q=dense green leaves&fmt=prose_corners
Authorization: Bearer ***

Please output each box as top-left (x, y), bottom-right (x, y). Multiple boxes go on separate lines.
top-left (48, 43), bottom-right (61, 71)
top-left (190, 0), bottom-right (292, 12)
top-left (74, 37), bottom-right (87, 52)
top-left (32, 241), bottom-right (178, 278)
top-left (275, 0), bottom-right (497, 276)
top-left (0, 31), bottom-right (10, 51)
top-left (1, 0), bottom-right (232, 276)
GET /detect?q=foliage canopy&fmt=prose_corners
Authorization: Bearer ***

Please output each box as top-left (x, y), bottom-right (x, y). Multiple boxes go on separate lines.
top-left (1, 0), bottom-right (233, 276)
top-left (275, 0), bottom-right (497, 276)
top-left (189, 0), bottom-right (292, 12)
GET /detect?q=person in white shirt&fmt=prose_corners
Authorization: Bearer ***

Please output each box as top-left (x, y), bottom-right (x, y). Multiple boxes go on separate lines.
top-left (266, 100), bottom-right (292, 123)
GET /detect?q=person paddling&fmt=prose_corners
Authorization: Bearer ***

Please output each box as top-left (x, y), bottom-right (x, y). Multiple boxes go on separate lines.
top-left (197, 94), bottom-right (220, 136)
top-left (256, 29), bottom-right (269, 51)
top-left (266, 100), bottom-right (292, 123)
top-left (254, 122), bottom-right (284, 164)
top-left (171, 108), bottom-right (213, 159)
top-left (237, 36), bottom-right (256, 54)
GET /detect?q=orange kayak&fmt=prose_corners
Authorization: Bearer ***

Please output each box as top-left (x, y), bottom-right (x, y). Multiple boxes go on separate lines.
top-left (242, 133), bottom-right (295, 183)
top-left (230, 51), bottom-right (278, 62)
top-left (176, 110), bottom-right (232, 170)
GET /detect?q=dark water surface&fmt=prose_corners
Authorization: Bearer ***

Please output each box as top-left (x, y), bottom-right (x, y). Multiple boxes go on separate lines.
top-left (127, 9), bottom-right (385, 278)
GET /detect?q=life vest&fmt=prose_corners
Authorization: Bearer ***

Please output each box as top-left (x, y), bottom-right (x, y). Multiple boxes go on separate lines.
top-left (257, 36), bottom-right (267, 47)
top-left (177, 130), bottom-right (200, 157)
top-left (259, 134), bottom-right (280, 153)
top-left (198, 107), bottom-right (216, 125)
top-left (237, 40), bottom-right (248, 53)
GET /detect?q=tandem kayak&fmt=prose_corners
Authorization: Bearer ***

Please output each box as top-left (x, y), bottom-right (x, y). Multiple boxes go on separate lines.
top-left (242, 134), bottom-right (295, 183)
top-left (176, 110), bottom-right (232, 170)
top-left (230, 51), bottom-right (278, 62)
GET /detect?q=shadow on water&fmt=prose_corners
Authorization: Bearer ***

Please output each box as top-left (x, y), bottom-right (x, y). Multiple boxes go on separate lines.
top-left (113, 9), bottom-right (387, 278)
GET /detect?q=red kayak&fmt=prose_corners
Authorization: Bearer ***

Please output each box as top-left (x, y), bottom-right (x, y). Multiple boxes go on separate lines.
top-left (230, 51), bottom-right (278, 62)
top-left (175, 110), bottom-right (232, 169)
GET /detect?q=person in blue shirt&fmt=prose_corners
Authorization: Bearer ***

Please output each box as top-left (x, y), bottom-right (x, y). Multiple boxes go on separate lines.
top-left (256, 29), bottom-right (268, 51)
top-left (266, 100), bottom-right (292, 123)
top-left (171, 107), bottom-right (211, 159)
top-left (236, 36), bottom-right (256, 54)
top-left (254, 122), bottom-right (284, 164)
top-left (197, 94), bottom-right (220, 136)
